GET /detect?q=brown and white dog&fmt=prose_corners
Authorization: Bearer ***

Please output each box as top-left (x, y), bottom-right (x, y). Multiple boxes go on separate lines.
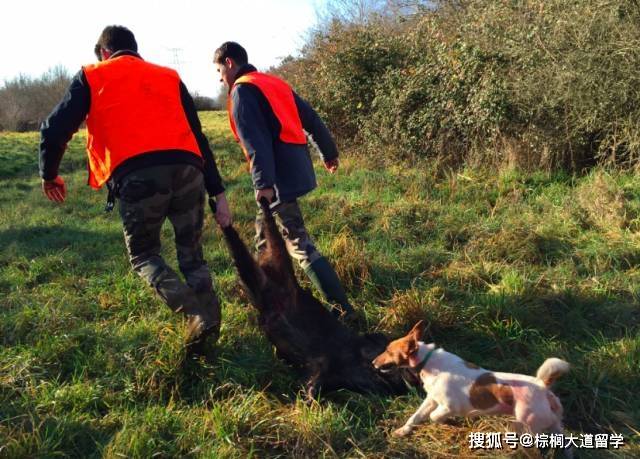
top-left (373, 321), bottom-right (570, 442)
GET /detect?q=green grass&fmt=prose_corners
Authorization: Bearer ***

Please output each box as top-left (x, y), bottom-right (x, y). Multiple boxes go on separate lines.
top-left (1, 111), bottom-right (638, 458)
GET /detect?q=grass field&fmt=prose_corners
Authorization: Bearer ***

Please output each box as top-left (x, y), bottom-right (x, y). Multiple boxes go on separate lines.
top-left (1, 111), bottom-right (638, 458)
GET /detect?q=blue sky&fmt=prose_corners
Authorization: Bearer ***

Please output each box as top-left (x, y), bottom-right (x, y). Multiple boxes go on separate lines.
top-left (2, 0), bottom-right (322, 97)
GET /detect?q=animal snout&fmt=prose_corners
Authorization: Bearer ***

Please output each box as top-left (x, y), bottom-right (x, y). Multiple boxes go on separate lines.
top-left (373, 360), bottom-right (395, 373)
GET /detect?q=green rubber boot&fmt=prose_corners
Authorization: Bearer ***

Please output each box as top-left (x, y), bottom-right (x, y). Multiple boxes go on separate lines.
top-left (304, 257), bottom-right (355, 318)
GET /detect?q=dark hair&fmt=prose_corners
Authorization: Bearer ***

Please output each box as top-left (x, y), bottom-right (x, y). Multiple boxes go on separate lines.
top-left (214, 42), bottom-right (248, 65)
top-left (94, 25), bottom-right (137, 60)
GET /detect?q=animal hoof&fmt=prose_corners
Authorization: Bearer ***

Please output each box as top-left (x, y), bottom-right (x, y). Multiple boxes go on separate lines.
top-left (305, 384), bottom-right (318, 403)
top-left (393, 426), bottom-right (411, 437)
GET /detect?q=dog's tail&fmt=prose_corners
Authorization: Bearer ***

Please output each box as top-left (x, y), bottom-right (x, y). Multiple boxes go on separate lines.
top-left (535, 358), bottom-right (570, 387)
top-left (257, 198), bottom-right (297, 290)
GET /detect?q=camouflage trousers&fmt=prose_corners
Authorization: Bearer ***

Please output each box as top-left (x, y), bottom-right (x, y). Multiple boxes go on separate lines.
top-left (255, 199), bottom-right (322, 270)
top-left (118, 164), bottom-right (221, 337)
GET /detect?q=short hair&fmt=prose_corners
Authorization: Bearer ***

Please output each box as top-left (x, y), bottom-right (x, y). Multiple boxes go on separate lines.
top-left (94, 25), bottom-right (138, 60)
top-left (214, 42), bottom-right (248, 65)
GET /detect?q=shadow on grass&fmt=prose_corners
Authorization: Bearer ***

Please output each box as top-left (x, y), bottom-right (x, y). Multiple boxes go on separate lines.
top-left (39, 416), bottom-right (115, 458)
top-left (175, 330), bottom-right (298, 405)
top-left (533, 234), bottom-right (574, 266)
top-left (0, 157), bottom-right (87, 181)
top-left (0, 415), bottom-right (117, 458)
top-left (0, 225), bottom-right (123, 262)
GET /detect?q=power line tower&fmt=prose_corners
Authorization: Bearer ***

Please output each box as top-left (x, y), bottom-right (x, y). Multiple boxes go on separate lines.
top-left (167, 47), bottom-right (184, 71)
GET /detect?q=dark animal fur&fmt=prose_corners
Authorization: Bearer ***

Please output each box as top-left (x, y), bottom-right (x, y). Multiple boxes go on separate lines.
top-left (220, 199), bottom-right (416, 398)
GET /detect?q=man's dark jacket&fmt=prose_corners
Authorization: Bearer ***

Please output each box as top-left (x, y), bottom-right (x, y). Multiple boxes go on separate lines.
top-left (39, 51), bottom-right (225, 196)
top-left (230, 64), bottom-right (338, 202)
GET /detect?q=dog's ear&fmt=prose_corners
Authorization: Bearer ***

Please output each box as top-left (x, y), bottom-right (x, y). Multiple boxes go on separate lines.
top-left (406, 337), bottom-right (418, 357)
top-left (409, 320), bottom-right (426, 341)
top-left (402, 320), bottom-right (425, 357)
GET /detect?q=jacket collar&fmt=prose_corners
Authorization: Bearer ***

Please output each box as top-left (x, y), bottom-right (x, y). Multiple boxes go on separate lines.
top-left (233, 63), bottom-right (257, 84)
top-left (108, 50), bottom-right (142, 60)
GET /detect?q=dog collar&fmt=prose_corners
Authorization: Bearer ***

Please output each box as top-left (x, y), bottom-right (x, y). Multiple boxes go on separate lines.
top-left (412, 348), bottom-right (435, 373)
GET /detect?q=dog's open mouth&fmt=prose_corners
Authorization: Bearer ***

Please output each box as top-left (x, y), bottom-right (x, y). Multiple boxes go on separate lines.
top-left (375, 363), bottom-right (397, 374)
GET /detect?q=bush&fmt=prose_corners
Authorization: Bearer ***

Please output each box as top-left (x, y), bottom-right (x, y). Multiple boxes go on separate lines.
top-left (0, 67), bottom-right (71, 132)
top-left (274, 0), bottom-right (640, 170)
top-left (276, 19), bottom-right (408, 140)
top-left (361, 17), bottom-right (509, 165)
top-left (435, 0), bottom-right (640, 169)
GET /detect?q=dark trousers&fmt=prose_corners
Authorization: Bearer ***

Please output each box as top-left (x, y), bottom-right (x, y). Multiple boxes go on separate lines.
top-left (118, 164), bottom-right (220, 331)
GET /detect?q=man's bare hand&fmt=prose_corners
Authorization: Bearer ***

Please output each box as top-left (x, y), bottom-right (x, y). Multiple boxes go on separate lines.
top-left (42, 176), bottom-right (67, 203)
top-left (324, 158), bottom-right (339, 174)
top-left (255, 187), bottom-right (275, 204)
top-left (214, 192), bottom-right (232, 227)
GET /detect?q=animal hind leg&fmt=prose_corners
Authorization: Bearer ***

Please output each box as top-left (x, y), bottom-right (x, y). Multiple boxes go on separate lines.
top-left (303, 358), bottom-right (330, 402)
top-left (256, 199), bottom-right (297, 290)
top-left (550, 420), bottom-right (574, 458)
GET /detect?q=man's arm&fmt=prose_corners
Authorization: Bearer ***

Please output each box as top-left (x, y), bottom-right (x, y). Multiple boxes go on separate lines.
top-left (39, 70), bottom-right (91, 180)
top-left (179, 81), bottom-right (231, 226)
top-left (179, 82), bottom-right (225, 196)
top-left (232, 84), bottom-right (277, 191)
top-left (293, 92), bottom-right (338, 163)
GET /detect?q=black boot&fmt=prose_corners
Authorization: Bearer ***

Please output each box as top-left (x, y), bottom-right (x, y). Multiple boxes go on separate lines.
top-left (304, 257), bottom-right (355, 318)
top-left (186, 291), bottom-right (222, 357)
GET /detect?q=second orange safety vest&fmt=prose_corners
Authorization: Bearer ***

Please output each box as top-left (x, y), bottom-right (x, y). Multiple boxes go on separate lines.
top-left (227, 71), bottom-right (306, 163)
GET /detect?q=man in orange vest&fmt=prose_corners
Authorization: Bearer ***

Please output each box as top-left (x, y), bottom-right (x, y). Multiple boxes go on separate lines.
top-left (39, 25), bottom-right (231, 354)
top-left (213, 41), bottom-right (354, 318)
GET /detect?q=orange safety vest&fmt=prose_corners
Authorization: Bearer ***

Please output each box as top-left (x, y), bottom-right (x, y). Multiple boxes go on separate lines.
top-left (227, 71), bottom-right (306, 163)
top-left (83, 55), bottom-right (201, 189)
